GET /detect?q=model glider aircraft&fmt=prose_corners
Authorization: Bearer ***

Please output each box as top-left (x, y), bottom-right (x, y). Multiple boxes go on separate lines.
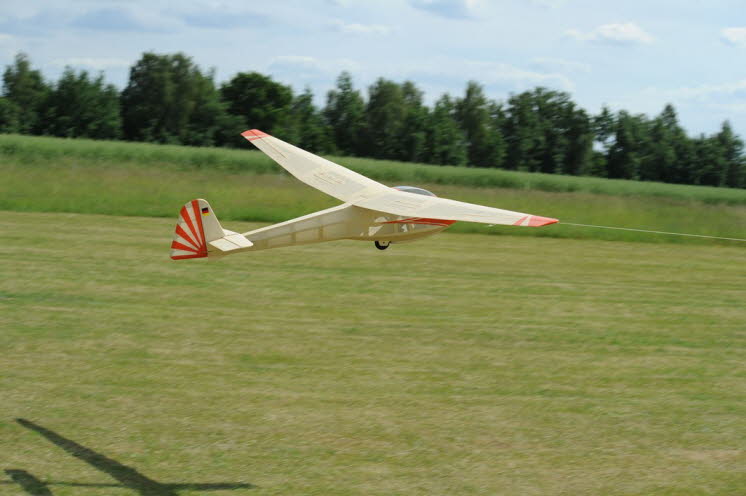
top-left (169, 129), bottom-right (558, 260)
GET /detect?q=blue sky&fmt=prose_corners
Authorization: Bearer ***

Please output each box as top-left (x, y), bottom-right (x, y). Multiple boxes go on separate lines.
top-left (2, 0), bottom-right (746, 136)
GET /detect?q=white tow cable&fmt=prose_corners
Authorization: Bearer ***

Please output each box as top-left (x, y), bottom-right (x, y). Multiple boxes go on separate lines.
top-left (560, 222), bottom-right (746, 243)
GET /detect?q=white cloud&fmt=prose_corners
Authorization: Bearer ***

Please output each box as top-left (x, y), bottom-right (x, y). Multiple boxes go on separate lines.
top-left (330, 19), bottom-right (392, 36)
top-left (643, 80), bottom-right (746, 103)
top-left (529, 0), bottom-right (569, 8)
top-left (52, 57), bottom-right (130, 70)
top-left (411, 59), bottom-right (575, 93)
top-left (180, 9), bottom-right (267, 29)
top-left (270, 55), bottom-right (319, 67)
top-left (267, 55), bottom-right (361, 80)
top-left (0, 33), bottom-right (18, 57)
top-left (71, 7), bottom-right (176, 33)
top-left (530, 57), bottom-right (591, 74)
top-left (721, 27), bottom-right (746, 46)
top-left (409, 0), bottom-right (485, 20)
top-left (566, 22), bottom-right (654, 45)
top-left (470, 61), bottom-right (575, 91)
top-left (704, 102), bottom-right (746, 114)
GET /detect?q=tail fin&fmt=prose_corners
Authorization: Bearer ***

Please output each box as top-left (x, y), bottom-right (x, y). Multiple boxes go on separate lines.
top-left (170, 199), bottom-right (252, 260)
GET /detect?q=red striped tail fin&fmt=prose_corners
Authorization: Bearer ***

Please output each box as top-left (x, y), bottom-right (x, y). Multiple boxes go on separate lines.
top-left (170, 199), bottom-right (253, 260)
top-left (171, 199), bottom-right (211, 260)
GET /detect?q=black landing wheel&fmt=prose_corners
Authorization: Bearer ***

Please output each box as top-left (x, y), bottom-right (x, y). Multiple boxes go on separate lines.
top-left (374, 241), bottom-right (391, 250)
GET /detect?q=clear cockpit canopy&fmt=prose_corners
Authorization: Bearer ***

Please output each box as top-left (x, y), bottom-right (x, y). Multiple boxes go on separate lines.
top-left (392, 186), bottom-right (437, 197)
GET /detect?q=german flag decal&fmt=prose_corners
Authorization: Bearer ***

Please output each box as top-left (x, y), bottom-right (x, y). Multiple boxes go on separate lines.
top-left (201, 207), bottom-right (210, 215)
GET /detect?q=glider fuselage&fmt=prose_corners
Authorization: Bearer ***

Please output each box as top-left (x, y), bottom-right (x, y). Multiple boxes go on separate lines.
top-left (236, 202), bottom-right (454, 253)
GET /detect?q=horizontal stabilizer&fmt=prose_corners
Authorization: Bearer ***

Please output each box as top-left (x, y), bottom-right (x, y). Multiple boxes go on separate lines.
top-left (209, 230), bottom-right (253, 252)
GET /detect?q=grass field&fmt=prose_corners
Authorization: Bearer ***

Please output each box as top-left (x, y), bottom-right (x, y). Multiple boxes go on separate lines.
top-left (2, 134), bottom-right (746, 245)
top-left (3, 133), bottom-right (746, 204)
top-left (2, 211), bottom-right (745, 495)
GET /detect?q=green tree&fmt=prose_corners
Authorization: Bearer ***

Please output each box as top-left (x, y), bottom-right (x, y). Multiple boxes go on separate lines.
top-left (563, 108), bottom-right (593, 175)
top-left (592, 106), bottom-right (616, 150)
top-left (2, 53), bottom-right (49, 134)
top-left (220, 72), bottom-right (293, 134)
top-left (282, 87), bottom-right (333, 153)
top-left (0, 97), bottom-right (20, 133)
top-left (503, 88), bottom-right (593, 174)
top-left (455, 81), bottom-right (504, 167)
top-left (44, 68), bottom-right (121, 139)
top-left (606, 111), bottom-right (649, 180)
top-left (121, 52), bottom-right (228, 145)
top-left (182, 68), bottom-right (238, 147)
top-left (424, 94), bottom-right (467, 166)
top-left (365, 78), bottom-right (406, 159)
top-left (324, 72), bottom-right (366, 156)
top-left (589, 106), bottom-right (616, 177)
top-left (691, 134), bottom-right (726, 186)
top-left (717, 121), bottom-right (745, 188)
top-left (638, 104), bottom-right (690, 183)
top-left (503, 91), bottom-right (542, 171)
top-left (398, 81), bottom-right (429, 163)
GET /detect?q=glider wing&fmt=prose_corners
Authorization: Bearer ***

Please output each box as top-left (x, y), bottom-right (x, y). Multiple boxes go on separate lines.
top-left (242, 129), bottom-right (390, 202)
top-left (355, 192), bottom-right (557, 226)
top-left (242, 129), bottom-right (557, 227)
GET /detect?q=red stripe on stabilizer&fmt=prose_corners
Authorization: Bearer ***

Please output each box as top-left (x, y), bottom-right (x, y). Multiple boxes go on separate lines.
top-left (513, 215), bottom-right (528, 226)
top-left (527, 215), bottom-right (559, 227)
top-left (171, 240), bottom-right (198, 253)
top-left (241, 129), bottom-right (270, 141)
top-left (191, 200), bottom-right (208, 256)
top-left (180, 206), bottom-right (200, 247)
top-left (175, 224), bottom-right (198, 249)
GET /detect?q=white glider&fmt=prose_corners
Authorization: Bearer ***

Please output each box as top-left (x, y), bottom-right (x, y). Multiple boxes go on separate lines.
top-left (170, 129), bottom-right (558, 259)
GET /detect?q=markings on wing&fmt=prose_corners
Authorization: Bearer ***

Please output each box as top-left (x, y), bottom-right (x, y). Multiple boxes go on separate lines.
top-left (313, 169), bottom-right (347, 186)
top-left (253, 136), bottom-right (286, 162)
top-left (415, 197), bottom-right (527, 222)
top-left (368, 193), bottom-right (430, 213)
top-left (452, 209), bottom-right (495, 219)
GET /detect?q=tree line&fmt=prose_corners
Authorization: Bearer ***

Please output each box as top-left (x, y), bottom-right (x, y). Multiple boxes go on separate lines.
top-left (1, 52), bottom-right (744, 188)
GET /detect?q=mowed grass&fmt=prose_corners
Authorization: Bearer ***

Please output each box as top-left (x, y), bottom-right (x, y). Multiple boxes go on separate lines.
top-left (1, 211), bottom-right (745, 495)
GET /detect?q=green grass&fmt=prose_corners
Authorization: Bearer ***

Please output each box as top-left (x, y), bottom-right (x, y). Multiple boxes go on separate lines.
top-left (2, 134), bottom-right (745, 245)
top-left (3, 133), bottom-right (746, 205)
top-left (1, 211), bottom-right (745, 495)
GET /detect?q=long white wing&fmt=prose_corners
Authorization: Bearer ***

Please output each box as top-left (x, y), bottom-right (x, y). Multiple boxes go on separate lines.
top-left (242, 129), bottom-right (558, 227)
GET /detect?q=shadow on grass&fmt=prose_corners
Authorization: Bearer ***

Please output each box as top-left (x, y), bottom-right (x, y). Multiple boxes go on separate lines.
top-left (1, 418), bottom-right (255, 495)
top-left (3, 470), bottom-right (53, 496)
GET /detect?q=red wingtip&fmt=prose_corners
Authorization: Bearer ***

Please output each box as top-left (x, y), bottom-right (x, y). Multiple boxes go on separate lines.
top-left (528, 215), bottom-right (559, 227)
top-left (241, 129), bottom-right (270, 141)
